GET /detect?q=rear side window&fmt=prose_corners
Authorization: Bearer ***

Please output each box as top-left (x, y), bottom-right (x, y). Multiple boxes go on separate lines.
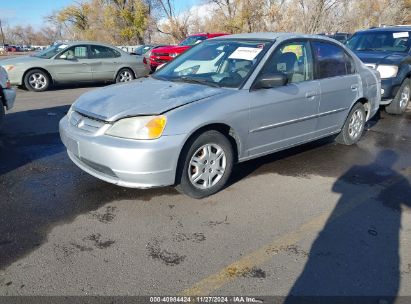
top-left (312, 42), bottom-right (354, 78)
top-left (90, 45), bottom-right (121, 58)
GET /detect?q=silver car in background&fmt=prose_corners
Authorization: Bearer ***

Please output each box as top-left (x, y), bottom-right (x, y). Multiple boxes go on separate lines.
top-left (60, 33), bottom-right (380, 198)
top-left (0, 41), bottom-right (150, 92)
top-left (0, 66), bottom-right (16, 128)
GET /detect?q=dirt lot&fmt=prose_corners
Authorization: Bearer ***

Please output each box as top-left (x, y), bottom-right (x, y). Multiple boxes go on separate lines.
top-left (0, 84), bottom-right (410, 301)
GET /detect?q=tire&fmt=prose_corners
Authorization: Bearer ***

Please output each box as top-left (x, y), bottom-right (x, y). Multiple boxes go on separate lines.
top-left (385, 78), bottom-right (410, 115)
top-left (115, 68), bottom-right (135, 83)
top-left (23, 69), bottom-right (50, 92)
top-left (176, 130), bottom-right (234, 199)
top-left (335, 103), bottom-right (366, 145)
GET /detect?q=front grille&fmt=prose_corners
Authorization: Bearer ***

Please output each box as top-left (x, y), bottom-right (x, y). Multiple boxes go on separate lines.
top-left (152, 53), bottom-right (169, 57)
top-left (73, 154), bottom-right (118, 178)
top-left (69, 111), bottom-right (106, 134)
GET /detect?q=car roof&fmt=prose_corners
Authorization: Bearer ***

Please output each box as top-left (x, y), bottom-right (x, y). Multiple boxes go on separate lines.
top-left (55, 41), bottom-right (118, 48)
top-left (211, 32), bottom-right (343, 43)
top-left (357, 26), bottom-right (411, 33)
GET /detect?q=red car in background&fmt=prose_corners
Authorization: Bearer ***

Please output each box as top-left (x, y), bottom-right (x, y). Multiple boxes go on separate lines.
top-left (149, 33), bottom-right (228, 71)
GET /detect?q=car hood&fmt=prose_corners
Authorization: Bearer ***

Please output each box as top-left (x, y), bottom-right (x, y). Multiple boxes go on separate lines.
top-left (0, 55), bottom-right (45, 66)
top-left (354, 51), bottom-right (408, 65)
top-left (151, 45), bottom-right (190, 55)
top-left (73, 77), bottom-right (227, 122)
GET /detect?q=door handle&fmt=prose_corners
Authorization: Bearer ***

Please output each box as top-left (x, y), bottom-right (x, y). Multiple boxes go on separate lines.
top-left (351, 84), bottom-right (359, 91)
top-left (305, 91), bottom-right (317, 99)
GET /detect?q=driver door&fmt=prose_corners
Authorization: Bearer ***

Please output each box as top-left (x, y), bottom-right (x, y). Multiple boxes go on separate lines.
top-left (51, 45), bottom-right (92, 82)
top-left (247, 40), bottom-right (321, 157)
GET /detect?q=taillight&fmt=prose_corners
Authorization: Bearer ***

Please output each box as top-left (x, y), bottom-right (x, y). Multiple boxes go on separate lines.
top-left (6, 80), bottom-right (11, 89)
top-left (143, 57), bottom-right (147, 64)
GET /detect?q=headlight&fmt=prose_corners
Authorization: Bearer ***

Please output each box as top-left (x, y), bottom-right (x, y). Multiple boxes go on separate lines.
top-left (3, 65), bottom-right (15, 72)
top-left (105, 115), bottom-right (167, 140)
top-left (169, 53), bottom-right (178, 58)
top-left (377, 65), bottom-right (398, 79)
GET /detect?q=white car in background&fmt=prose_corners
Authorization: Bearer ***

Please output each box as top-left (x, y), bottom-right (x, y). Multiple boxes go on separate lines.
top-left (0, 66), bottom-right (16, 128)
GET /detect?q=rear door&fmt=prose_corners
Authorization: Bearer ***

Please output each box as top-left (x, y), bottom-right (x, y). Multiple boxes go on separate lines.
top-left (312, 41), bottom-right (360, 136)
top-left (89, 45), bottom-right (122, 81)
top-left (51, 45), bottom-right (92, 82)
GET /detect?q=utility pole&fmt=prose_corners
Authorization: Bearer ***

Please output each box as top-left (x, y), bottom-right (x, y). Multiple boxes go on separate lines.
top-left (0, 19), bottom-right (5, 46)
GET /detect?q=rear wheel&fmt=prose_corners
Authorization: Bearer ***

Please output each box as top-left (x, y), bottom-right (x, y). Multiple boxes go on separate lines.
top-left (385, 78), bottom-right (410, 115)
top-left (176, 130), bottom-right (234, 199)
top-left (23, 69), bottom-right (50, 92)
top-left (335, 103), bottom-right (366, 145)
top-left (115, 68), bottom-right (134, 83)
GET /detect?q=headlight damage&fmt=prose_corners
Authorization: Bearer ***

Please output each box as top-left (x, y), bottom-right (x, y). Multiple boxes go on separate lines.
top-left (105, 115), bottom-right (167, 140)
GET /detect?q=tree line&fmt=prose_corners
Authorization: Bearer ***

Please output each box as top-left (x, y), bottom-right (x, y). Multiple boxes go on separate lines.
top-left (3, 0), bottom-right (411, 46)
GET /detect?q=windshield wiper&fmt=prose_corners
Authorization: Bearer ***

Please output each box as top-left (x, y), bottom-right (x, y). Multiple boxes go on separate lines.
top-left (179, 76), bottom-right (221, 88)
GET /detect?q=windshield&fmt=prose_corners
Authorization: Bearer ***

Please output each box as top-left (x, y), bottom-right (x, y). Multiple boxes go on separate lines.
top-left (154, 39), bottom-right (272, 88)
top-left (135, 45), bottom-right (152, 55)
top-left (33, 44), bottom-right (69, 59)
top-left (347, 31), bottom-right (410, 52)
top-left (179, 36), bottom-right (207, 46)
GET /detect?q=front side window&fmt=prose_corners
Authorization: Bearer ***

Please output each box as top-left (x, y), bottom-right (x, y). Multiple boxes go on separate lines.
top-left (33, 44), bottom-right (69, 59)
top-left (58, 45), bottom-right (89, 59)
top-left (313, 42), bottom-right (349, 78)
top-left (347, 31), bottom-right (410, 53)
top-left (260, 41), bottom-right (314, 84)
top-left (154, 39), bottom-right (272, 88)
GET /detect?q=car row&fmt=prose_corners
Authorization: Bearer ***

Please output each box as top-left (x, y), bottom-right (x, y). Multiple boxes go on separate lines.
top-left (1, 41), bottom-right (150, 92)
top-left (149, 33), bottom-right (228, 71)
top-left (347, 25), bottom-right (411, 114)
top-left (60, 33), bottom-right (381, 198)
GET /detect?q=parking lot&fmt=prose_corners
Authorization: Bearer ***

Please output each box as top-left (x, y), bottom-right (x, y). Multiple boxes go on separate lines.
top-left (0, 84), bottom-right (411, 298)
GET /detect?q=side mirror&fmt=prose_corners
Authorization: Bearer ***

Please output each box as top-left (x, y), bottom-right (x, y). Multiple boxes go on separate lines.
top-left (254, 73), bottom-right (288, 89)
top-left (59, 54), bottom-right (67, 59)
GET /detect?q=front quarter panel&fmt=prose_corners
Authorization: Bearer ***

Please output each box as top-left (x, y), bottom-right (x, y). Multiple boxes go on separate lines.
top-left (163, 89), bottom-right (250, 159)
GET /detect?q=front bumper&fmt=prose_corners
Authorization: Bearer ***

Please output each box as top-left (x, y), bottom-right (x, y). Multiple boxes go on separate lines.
top-left (59, 115), bottom-right (186, 188)
top-left (2, 88), bottom-right (16, 110)
top-left (380, 78), bottom-right (402, 104)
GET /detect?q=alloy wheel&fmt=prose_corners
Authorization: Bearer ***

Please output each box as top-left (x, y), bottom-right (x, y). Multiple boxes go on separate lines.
top-left (119, 70), bottom-right (133, 82)
top-left (399, 85), bottom-right (410, 110)
top-left (188, 143), bottom-right (227, 189)
top-left (29, 73), bottom-right (47, 90)
top-left (348, 109), bottom-right (364, 140)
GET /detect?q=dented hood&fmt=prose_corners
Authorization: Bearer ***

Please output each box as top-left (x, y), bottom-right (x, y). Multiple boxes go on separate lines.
top-left (73, 77), bottom-right (226, 122)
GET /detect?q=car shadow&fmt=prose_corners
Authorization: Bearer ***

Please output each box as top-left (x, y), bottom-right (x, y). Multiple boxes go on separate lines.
top-left (284, 150), bottom-right (411, 303)
top-left (0, 105), bottom-right (69, 175)
top-left (0, 105), bottom-right (181, 270)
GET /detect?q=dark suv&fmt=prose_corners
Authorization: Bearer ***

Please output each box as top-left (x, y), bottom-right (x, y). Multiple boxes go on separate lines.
top-left (347, 26), bottom-right (411, 114)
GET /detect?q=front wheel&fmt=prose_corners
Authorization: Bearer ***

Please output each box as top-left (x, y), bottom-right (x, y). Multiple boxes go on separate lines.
top-left (385, 78), bottom-right (410, 115)
top-left (115, 68), bottom-right (135, 83)
top-left (335, 103), bottom-right (366, 145)
top-left (23, 69), bottom-right (50, 92)
top-left (176, 131), bottom-right (234, 199)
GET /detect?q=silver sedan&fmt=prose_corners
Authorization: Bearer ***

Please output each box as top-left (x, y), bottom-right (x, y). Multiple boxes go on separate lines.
top-left (60, 33), bottom-right (381, 198)
top-left (1, 41), bottom-right (150, 92)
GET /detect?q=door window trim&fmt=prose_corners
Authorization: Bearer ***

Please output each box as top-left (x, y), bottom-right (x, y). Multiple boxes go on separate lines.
top-left (310, 39), bottom-right (358, 80)
top-left (251, 38), bottom-right (316, 91)
top-left (55, 44), bottom-right (91, 60)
